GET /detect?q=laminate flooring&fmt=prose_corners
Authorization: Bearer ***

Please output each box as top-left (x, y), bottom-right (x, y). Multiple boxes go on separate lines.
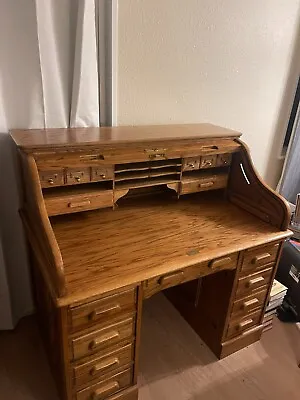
top-left (1, 294), bottom-right (300, 400)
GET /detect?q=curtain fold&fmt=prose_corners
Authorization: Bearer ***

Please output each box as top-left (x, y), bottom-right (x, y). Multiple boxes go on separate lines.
top-left (279, 106), bottom-right (300, 204)
top-left (0, 0), bottom-right (103, 329)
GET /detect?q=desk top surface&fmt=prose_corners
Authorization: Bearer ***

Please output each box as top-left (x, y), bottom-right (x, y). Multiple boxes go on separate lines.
top-left (11, 123), bottom-right (241, 150)
top-left (50, 192), bottom-right (290, 305)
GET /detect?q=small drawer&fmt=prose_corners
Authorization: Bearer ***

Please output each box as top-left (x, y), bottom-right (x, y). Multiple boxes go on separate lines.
top-left (182, 157), bottom-right (200, 171)
top-left (76, 368), bottom-right (132, 400)
top-left (240, 242), bottom-right (280, 276)
top-left (226, 310), bottom-right (261, 339)
top-left (66, 167), bottom-right (90, 185)
top-left (45, 190), bottom-right (113, 216)
top-left (180, 174), bottom-right (228, 195)
top-left (231, 289), bottom-right (268, 318)
top-left (70, 289), bottom-right (136, 331)
top-left (216, 153), bottom-right (232, 167)
top-left (71, 317), bottom-right (135, 361)
top-left (143, 263), bottom-right (207, 299)
top-left (235, 268), bottom-right (273, 299)
top-left (39, 170), bottom-right (64, 188)
top-left (92, 166), bottom-right (114, 181)
top-left (73, 343), bottom-right (134, 388)
top-left (200, 154), bottom-right (217, 169)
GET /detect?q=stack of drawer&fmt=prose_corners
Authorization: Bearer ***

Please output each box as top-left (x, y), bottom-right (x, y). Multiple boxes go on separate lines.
top-left (68, 288), bottom-right (137, 400)
top-left (225, 242), bottom-right (280, 340)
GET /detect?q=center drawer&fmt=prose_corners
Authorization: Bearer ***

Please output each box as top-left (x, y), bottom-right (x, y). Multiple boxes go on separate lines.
top-left (69, 289), bottom-right (136, 331)
top-left (143, 253), bottom-right (238, 298)
top-left (71, 317), bottom-right (135, 361)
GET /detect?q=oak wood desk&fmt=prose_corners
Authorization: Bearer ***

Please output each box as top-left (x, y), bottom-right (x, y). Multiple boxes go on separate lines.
top-left (11, 124), bottom-right (291, 400)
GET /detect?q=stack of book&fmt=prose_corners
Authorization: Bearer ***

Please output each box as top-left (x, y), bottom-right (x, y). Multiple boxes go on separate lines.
top-left (263, 279), bottom-right (288, 332)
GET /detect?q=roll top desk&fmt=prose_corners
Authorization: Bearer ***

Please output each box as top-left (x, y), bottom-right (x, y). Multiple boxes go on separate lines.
top-left (11, 124), bottom-right (291, 400)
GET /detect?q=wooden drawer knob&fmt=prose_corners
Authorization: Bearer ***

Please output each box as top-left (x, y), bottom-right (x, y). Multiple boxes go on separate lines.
top-left (242, 298), bottom-right (259, 309)
top-left (252, 253), bottom-right (271, 264)
top-left (209, 256), bottom-right (232, 269)
top-left (88, 304), bottom-right (121, 320)
top-left (91, 381), bottom-right (120, 399)
top-left (89, 331), bottom-right (120, 350)
top-left (238, 319), bottom-right (253, 330)
top-left (158, 271), bottom-right (184, 285)
top-left (199, 181), bottom-right (214, 188)
top-left (246, 276), bottom-right (264, 288)
top-left (68, 200), bottom-right (91, 208)
top-left (90, 357), bottom-right (120, 375)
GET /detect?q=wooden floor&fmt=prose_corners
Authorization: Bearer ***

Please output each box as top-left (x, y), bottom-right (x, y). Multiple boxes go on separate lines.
top-left (1, 294), bottom-right (300, 400)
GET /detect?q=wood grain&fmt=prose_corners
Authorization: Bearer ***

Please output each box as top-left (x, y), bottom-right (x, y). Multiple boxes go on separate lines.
top-left (10, 124), bottom-right (241, 151)
top-left (50, 192), bottom-right (290, 306)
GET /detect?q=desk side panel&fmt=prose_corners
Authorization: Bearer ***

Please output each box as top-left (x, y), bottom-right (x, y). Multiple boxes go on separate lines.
top-left (228, 140), bottom-right (291, 230)
top-left (20, 152), bottom-right (66, 297)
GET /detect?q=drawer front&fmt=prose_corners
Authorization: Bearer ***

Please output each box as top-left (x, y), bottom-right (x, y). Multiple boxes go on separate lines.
top-left (143, 253), bottom-right (238, 298)
top-left (73, 343), bottom-right (134, 388)
top-left (70, 289), bottom-right (136, 331)
top-left (182, 157), bottom-right (200, 171)
top-left (92, 166), bottom-right (114, 181)
top-left (45, 191), bottom-right (113, 216)
top-left (235, 267), bottom-right (273, 299)
top-left (200, 154), bottom-right (217, 169)
top-left (39, 170), bottom-right (64, 188)
top-left (231, 289), bottom-right (268, 318)
top-left (66, 167), bottom-right (90, 185)
top-left (240, 242), bottom-right (280, 276)
top-left (71, 317), bottom-right (135, 361)
top-left (216, 153), bottom-right (232, 167)
top-left (226, 310), bottom-right (261, 339)
top-left (76, 368), bottom-right (132, 400)
top-left (180, 174), bottom-right (228, 195)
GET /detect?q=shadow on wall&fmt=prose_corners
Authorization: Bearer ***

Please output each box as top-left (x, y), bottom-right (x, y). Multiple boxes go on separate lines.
top-left (264, 14), bottom-right (300, 189)
top-left (0, 133), bottom-right (33, 325)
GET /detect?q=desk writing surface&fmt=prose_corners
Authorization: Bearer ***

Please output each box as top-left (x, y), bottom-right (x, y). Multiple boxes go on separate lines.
top-left (50, 192), bottom-right (290, 304)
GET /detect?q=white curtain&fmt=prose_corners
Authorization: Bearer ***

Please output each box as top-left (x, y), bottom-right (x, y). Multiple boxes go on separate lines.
top-left (0, 0), bottom-right (106, 329)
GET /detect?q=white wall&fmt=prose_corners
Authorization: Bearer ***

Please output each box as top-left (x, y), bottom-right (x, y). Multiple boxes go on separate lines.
top-left (117, 0), bottom-right (300, 187)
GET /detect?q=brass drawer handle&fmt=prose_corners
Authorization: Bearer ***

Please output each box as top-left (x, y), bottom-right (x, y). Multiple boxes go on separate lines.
top-left (75, 176), bottom-right (81, 182)
top-left (91, 381), bottom-right (120, 399)
top-left (252, 253), bottom-right (271, 264)
top-left (199, 181), bottom-right (214, 188)
top-left (246, 276), bottom-right (264, 288)
top-left (149, 153), bottom-right (166, 160)
top-left (238, 319), bottom-right (253, 330)
top-left (158, 270), bottom-right (184, 285)
top-left (48, 178), bottom-right (54, 184)
top-left (89, 331), bottom-right (120, 350)
top-left (68, 200), bottom-right (91, 208)
top-left (79, 154), bottom-right (104, 160)
top-left (88, 304), bottom-right (121, 320)
top-left (99, 173), bottom-right (106, 178)
top-left (210, 256), bottom-right (232, 269)
top-left (242, 298), bottom-right (259, 309)
top-left (90, 357), bottom-right (120, 375)
top-left (187, 163), bottom-right (195, 169)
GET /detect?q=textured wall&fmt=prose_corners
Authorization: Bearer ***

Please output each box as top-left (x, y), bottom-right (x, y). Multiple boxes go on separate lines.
top-left (117, 0), bottom-right (300, 186)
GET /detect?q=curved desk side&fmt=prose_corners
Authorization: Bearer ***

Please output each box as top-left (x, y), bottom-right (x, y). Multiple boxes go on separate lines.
top-left (228, 139), bottom-right (291, 231)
